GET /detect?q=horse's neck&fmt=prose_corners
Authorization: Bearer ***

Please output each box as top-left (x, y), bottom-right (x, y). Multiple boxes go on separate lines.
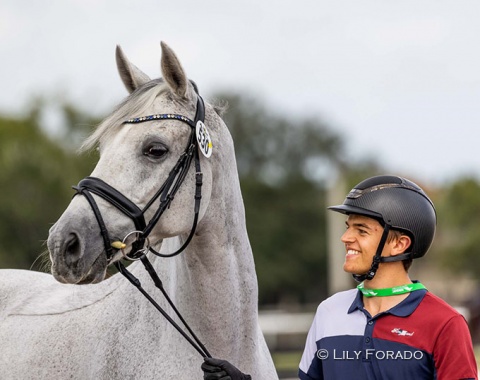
top-left (139, 173), bottom-right (259, 356)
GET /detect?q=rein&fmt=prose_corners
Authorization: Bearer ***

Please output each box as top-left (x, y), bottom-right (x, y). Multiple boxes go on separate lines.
top-left (73, 91), bottom-right (211, 359)
top-left (115, 257), bottom-right (211, 358)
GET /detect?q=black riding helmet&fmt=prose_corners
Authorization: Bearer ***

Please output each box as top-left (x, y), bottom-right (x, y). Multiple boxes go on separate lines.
top-left (328, 175), bottom-right (436, 281)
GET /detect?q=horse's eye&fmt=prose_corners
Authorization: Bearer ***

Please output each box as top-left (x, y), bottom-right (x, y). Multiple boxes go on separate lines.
top-left (144, 143), bottom-right (168, 159)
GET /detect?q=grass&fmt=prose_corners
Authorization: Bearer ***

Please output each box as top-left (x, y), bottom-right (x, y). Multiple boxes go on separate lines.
top-left (272, 351), bottom-right (302, 372)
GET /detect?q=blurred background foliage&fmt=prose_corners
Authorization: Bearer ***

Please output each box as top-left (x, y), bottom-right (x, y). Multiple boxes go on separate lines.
top-left (0, 99), bottom-right (99, 269)
top-left (0, 92), bottom-right (479, 308)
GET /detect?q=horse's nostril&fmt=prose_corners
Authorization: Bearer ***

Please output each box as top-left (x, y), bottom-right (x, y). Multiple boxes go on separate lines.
top-left (65, 233), bottom-right (81, 257)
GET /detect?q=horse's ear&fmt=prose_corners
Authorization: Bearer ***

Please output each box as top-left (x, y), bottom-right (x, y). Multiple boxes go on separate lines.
top-left (115, 45), bottom-right (151, 94)
top-left (160, 41), bottom-right (188, 98)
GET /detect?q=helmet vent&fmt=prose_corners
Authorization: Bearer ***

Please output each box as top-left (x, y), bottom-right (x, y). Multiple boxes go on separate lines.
top-left (347, 183), bottom-right (413, 199)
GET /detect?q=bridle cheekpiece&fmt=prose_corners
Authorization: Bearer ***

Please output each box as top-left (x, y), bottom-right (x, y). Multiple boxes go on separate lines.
top-left (74, 93), bottom-right (206, 262)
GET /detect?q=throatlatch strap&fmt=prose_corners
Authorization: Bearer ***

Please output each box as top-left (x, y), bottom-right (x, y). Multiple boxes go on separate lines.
top-left (147, 137), bottom-right (203, 258)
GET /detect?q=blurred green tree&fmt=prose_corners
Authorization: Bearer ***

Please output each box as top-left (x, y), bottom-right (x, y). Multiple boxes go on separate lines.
top-left (435, 177), bottom-right (480, 275)
top-left (218, 93), bottom-right (349, 305)
top-left (0, 100), bottom-right (98, 269)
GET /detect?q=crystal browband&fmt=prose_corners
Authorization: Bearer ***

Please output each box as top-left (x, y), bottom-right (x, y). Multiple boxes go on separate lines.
top-left (124, 114), bottom-right (194, 126)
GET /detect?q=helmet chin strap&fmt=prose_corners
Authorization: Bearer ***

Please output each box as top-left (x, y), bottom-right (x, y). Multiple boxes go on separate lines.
top-left (353, 224), bottom-right (391, 282)
top-left (352, 224), bottom-right (415, 282)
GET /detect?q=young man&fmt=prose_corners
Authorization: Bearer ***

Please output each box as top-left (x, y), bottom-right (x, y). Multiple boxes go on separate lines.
top-left (299, 175), bottom-right (478, 379)
top-left (202, 175), bottom-right (478, 379)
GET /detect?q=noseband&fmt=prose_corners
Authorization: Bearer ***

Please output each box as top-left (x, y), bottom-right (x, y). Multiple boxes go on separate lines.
top-left (74, 93), bottom-right (205, 262)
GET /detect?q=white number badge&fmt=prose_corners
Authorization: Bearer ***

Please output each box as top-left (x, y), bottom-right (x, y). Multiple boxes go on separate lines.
top-left (195, 121), bottom-right (213, 158)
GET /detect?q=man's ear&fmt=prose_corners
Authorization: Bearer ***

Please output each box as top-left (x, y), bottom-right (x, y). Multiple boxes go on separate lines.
top-left (392, 235), bottom-right (412, 255)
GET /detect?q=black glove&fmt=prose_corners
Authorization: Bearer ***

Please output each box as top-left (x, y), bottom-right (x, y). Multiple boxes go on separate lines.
top-left (201, 357), bottom-right (252, 380)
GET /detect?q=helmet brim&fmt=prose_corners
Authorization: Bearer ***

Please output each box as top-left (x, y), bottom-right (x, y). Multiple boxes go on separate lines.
top-left (328, 204), bottom-right (384, 222)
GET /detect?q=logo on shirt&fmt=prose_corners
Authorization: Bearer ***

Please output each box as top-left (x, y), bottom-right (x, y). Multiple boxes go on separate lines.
top-left (392, 285), bottom-right (413, 293)
top-left (391, 328), bottom-right (414, 336)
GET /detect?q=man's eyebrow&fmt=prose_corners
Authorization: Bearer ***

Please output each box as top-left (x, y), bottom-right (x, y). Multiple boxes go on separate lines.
top-left (345, 221), bottom-right (373, 230)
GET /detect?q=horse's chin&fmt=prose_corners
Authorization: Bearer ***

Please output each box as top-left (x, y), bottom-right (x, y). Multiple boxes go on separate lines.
top-left (76, 266), bottom-right (107, 284)
top-left (52, 252), bottom-right (108, 285)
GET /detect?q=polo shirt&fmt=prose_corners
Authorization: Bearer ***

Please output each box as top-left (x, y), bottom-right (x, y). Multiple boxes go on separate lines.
top-left (299, 288), bottom-right (477, 379)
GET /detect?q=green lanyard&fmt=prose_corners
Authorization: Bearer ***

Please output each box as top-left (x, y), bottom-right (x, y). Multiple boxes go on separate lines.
top-left (357, 282), bottom-right (426, 297)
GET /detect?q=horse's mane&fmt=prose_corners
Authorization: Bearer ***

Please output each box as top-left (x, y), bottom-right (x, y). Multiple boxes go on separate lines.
top-left (80, 79), bottom-right (169, 152)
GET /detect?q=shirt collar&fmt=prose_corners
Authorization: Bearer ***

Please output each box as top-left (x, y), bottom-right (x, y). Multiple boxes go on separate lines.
top-left (348, 288), bottom-right (427, 317)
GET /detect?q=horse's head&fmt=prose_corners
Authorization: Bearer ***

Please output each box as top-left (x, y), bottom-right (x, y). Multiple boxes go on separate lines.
top-left (47, 42), bottom-right (226, 284)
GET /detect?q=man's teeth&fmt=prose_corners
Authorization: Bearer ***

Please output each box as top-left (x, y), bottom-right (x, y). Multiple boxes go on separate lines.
top-left (347, 250), bottom-right (359, 256)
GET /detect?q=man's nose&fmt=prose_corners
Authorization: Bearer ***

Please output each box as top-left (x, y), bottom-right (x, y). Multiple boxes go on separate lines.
top-left (341, 228), bottom-right (354, 244)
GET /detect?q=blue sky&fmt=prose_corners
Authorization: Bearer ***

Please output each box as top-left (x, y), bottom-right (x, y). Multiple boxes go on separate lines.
top-left (2, 0), bottom-right (480, 185)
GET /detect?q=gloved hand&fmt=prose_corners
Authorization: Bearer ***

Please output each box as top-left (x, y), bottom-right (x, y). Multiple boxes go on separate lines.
top-left (201, 357), bottom-right (252, 380)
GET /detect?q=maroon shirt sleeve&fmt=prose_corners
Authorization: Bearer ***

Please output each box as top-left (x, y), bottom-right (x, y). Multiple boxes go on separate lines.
top-left (433, 314), bottom-right (477, 380)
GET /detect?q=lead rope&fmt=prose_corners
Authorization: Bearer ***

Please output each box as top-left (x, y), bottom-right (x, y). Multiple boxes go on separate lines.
top-left (115, 259), bottom-right (212, 359)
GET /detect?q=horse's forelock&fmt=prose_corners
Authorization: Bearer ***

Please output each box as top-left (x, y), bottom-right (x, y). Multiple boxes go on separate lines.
top-left (80, 79), bottom-right (173, 152)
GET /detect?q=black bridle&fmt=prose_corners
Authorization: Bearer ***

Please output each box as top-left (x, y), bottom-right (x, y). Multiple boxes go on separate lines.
top-left (74, 95), bottom-right (205, 262)
top-left (73, 91), bottom-right (212, 359)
